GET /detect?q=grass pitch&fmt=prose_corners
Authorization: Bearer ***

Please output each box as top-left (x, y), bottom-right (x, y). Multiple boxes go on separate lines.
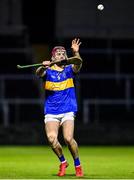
top-left (0, 146), bottom-right (134, 179)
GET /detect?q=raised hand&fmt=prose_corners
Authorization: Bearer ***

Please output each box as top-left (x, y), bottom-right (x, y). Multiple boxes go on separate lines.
top-left (71, 38), bottom-right (82, 53)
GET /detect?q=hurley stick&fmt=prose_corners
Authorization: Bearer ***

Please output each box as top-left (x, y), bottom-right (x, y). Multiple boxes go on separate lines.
top-left (17, 56), bottom-right (82, 69)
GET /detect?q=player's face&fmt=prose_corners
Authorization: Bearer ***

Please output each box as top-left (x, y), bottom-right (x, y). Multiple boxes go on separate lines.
top-left (54, 49), bottom-right (66, 61)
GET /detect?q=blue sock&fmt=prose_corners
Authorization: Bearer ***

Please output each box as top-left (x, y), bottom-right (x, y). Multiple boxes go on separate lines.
top-left (74, 157), bottom-right (80, 167)
top-left (59, 155), bottom-right (66, 163)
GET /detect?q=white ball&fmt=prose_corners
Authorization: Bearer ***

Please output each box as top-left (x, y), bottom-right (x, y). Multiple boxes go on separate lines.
top-left (97, 4), bottom-right (104, 10)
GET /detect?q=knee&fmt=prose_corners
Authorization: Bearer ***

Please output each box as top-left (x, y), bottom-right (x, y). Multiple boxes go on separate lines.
top-left (64, 136), bottom-right (73, 145)
top-left (47, 133), bottom-right (57, 145)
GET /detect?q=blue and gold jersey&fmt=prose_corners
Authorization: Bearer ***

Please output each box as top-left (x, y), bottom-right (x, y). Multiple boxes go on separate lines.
top-left (43, 65), bottom-right (77, 115)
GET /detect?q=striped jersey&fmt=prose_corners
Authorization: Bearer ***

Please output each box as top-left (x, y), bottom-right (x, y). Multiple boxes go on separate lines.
top-left (42, 65), bottom-right (77, 115)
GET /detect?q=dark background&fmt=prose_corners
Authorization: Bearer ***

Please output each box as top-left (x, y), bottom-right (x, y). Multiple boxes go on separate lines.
top-left (0, 0), bottom-right (134, 145)
top-left (22, 0), bottom-right (55, 43)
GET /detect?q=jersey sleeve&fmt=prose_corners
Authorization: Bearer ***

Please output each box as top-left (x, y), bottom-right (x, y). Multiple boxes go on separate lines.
top-left (66, 65), bottom-right (76, 78)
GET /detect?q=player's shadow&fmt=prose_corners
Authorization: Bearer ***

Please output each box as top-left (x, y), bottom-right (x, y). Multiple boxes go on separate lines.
top-left (52, 173), bottom-right (88, 179)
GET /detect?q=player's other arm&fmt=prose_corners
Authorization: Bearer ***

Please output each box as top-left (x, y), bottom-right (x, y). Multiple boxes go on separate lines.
top-left (36, 66), bottom-right (46, 77)
top-left (35, 61), bottom-right (51, 77)
top-left (71, 38), bottom-right (83, 73)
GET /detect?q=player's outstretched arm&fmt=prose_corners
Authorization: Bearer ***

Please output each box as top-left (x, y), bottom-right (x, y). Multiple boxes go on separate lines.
top-left (71, 38), bottom-right (83, 73)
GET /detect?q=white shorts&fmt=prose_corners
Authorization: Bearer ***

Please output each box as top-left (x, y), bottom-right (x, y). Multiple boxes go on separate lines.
top-left (44, 112), bottom-right (75, 124)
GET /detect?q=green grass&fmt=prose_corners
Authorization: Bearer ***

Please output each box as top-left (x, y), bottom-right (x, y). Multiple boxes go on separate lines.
top-left (0, 146), bottom-right (134, 179)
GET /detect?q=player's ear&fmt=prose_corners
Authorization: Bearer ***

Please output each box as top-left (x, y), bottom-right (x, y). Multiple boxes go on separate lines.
top-left (51, 56), bottom-right (55, 62)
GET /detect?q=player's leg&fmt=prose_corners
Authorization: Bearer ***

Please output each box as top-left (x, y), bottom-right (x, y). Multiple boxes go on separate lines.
top-left (45, 121), bottom-right (68, 176)
top-left (45, 121), bottom-right (61, 156)
top-left (62, 118), bottom-right (83, 177)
